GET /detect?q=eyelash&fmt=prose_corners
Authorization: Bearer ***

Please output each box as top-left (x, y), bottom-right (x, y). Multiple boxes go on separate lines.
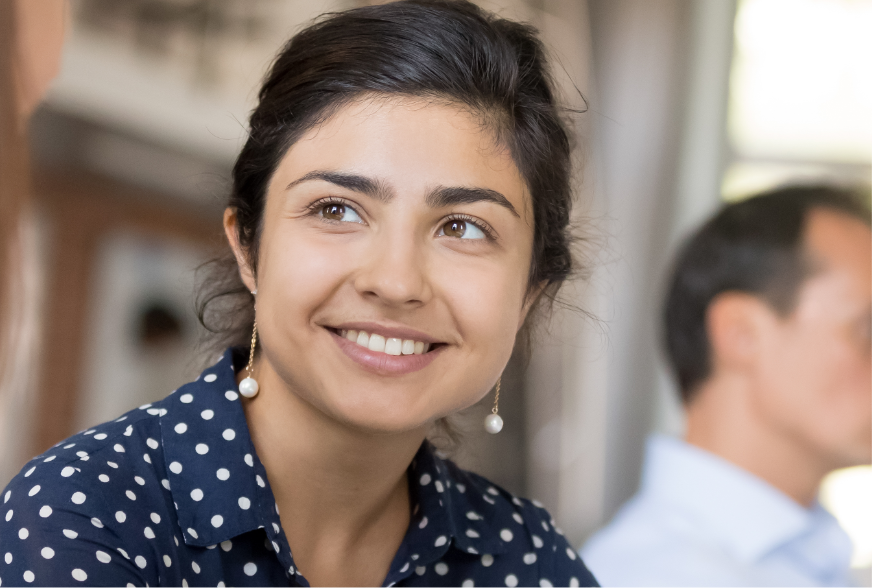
top-left (306, 197), bottom-right (497, 240)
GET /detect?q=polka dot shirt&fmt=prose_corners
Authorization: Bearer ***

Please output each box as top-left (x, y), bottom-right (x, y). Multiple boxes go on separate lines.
top-left (0, 348), bottom-right (597, 587)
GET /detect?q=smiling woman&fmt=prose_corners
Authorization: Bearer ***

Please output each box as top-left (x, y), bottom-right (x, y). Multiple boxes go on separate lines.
top-left (0, 1), bottom-right (596, 586)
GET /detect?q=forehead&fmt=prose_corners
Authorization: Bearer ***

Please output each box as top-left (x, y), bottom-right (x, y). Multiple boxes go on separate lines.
top-left (801, 207), bottom-right (871, 300)
top-left (269, 96), bottom-right (532, 220)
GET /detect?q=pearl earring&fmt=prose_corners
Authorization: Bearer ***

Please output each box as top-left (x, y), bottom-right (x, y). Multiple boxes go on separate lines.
top-left (484, 377), bottom-right (503, 434)
top-left (238, 320), bottom-right (259, 398)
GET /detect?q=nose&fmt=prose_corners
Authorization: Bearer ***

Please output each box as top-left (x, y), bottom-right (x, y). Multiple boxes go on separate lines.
top-left (353, 229), bottom-right (432, 309)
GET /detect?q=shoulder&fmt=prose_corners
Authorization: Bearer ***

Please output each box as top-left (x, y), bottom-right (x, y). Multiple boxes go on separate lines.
top-left (437, 457), bottom-right (599, 587)
top-left (0, 399), bottom-right (177, 586)
top-left (581, 494), bottom-right (742, 586)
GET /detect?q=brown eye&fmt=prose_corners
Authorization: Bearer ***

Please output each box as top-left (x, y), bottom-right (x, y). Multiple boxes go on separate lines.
top-left (443, 220), bottom-right (467, 238)
top-left (322, 203), bottom-right (345, 221)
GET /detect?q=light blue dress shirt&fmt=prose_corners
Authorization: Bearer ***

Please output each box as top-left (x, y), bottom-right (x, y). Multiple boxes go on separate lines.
top-left (582, 435), bottom-right (854, 586)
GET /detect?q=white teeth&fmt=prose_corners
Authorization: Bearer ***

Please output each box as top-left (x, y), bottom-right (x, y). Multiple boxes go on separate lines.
top-left (368, 334), bottom-right (386, 353)
top-left (356, 331), bottom-right (369, 347)
top-left (339, 329), bottom-right (433, 356)
top-left (385, 338), bottom-right (402, 356)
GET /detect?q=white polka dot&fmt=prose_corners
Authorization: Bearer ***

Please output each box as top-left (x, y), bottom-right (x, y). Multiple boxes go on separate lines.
top-left (539, 580), bottom-right (553, 587)
top-left (244, 562), bottom-right (257, 576)
top-left (182, 579), bottom-right (189, 588)
top-left (220, 540), bottom-right (233, 552)
top-left (256, 475), bottom-right (265, 488)
top-left (434, 535), bottom-right (447, 547)
top-left (180, 394), bottom-right (193, 403)
top-left (244, 454), bottom-right (254, 467)
top-left (418, 516), bottom-right (428, 529)
top-left (415, 566), bottom-right (426, 576)
top-left (125, 490), bottom-right (136, 501)
top-left (41, 547), bottom-right (54, 559)
top-left (96, 550), bottom-right (111, 563)
top-left (462, 580), bottom-right (474, 587)
top-left (513, 512), bottom-right (523, 524)
top-left (161, 479), bottom-right (171, 490)
top-left (118, 548), bottom-right (129, 560)
top-left (211, 514), bottom-right (223, 528)
top-left (420, 473), bottom-right (432, 485)
top-left (435, 562), bottom-right (449, 576)
top-left (144, 527), bottom-right (155, 539)
top-left (144, 438), bottom-right (158, 450)
top-left (61, 466), bottom-right (75, 477)
top-left (23, 570), bottom-right (34, 583)
top-left (222, 429), bottom-right (236, 441)
top-left (187, 528), bottom-right (198, 538)
top-left (566, 547), bottom-right (577, 560)
top-left (200, 410), bottom-right (214, 421)
top-left (191, 489), bottom-right (204, 501)
top-left (3, 490), bottom-right (9, 503)
top-left (466, 511), bottom-right (482, 520)
top-left (435, 480), bottom-right (444, 493)
top-left (532, 535), bottom-right (544, 548)
top-left (216, 468), bottom-right (230, 481)
top-left (122, 424), bottom-right (132, 434)
top-left (135, 555), bottom-right (147, 569)
top-left (116, 511), bottom-right (126, 523)
top-left (150, 512), bottom-right (161, 524)
top-left (28, 485), bottom-right (41, 496)
top-left (91, 517), bottom-right (103, 528)
top-left (44, 456), bottom-right (56, 462)
top-left (466, 528), bottom-right (480, 538)
top-left (238, 496), bottom-right (251, 510)
top-left (4, 510), bottom-right (11, 521)
top-left (63, 529), bottom-right (78, 539)
top-left (541, 520), bottom-right (549, 531)
top-left (94, 433), bottom-right (107, 440)
top-left (204, 374), bottom-right (217, 382)
top-left (272, 541), bottom-right (280, 553)
top-left (506, 574), bottom-right (518, 587)
top-left (500, 529), bottom-right (513, 542)
top-left (169, 461), bottom-right (183, 474)
top-left (18, 528), bottom-right (28, 539)
top-left (174, 423), bottom-right (188, 435)
top-left (76, 451), bottom-right (89, 460)
top-left (37, 505), bottom-right (52, 518)
top-left (523, 552), bottom-right (537, 564)
top-left (487, 486), bottom-right (499, 495)
top-left (107, 461), bottom-right (118, 469)
top-left (195, 443), bottom-right (209, 455)
top-left (25, 466), bottom-right (36, 477)
top-left (5, 552), bottom-right (11, 564)
top-left (225, 390), bottom-right (238, 401)
top-left (133, 477), bottom-right (145, 487)
top-left (163, 554), bottom-right (172, 567)
top-left (113, 444), bottom-right (125, 453)
top-left (192, 561), bottom-right (201, 573)
top-left (481, 554), bottom-right (494, 567)
top-left (569, 578), bottom-right (580, 587)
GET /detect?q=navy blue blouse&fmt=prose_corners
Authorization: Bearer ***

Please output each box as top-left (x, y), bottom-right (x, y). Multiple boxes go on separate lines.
top-left (1, 348), bottom-right (597, 587)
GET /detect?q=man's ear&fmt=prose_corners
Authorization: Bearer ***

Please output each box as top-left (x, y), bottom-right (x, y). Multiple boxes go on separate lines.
top-left (223, 207), bottom-right (257, 293)
top-left (706, 292), bottom-right (775, 374)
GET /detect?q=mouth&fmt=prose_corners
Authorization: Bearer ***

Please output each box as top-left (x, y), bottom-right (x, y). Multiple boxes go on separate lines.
top-left (323, 325), bottom-right (446, 376)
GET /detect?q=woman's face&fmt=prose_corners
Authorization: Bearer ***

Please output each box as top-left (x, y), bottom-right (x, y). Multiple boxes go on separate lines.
top-left (228, 97), bottom-right (537, 433)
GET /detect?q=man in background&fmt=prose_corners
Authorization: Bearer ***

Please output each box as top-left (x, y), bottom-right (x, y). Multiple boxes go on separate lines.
top-left (583, 185), bottom-right (871, 586)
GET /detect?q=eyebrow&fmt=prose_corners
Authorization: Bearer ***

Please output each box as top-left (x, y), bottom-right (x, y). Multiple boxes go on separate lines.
top-left (286, 171), bottom-right (393, 201)
top-left (286, 170), bottom-right (519, 217)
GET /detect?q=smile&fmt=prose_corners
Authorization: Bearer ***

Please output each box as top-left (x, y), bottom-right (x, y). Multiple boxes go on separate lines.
top-left (325, 325), bottom-right (444, 376)
top-left (339, 329), bottom-right (431, 356)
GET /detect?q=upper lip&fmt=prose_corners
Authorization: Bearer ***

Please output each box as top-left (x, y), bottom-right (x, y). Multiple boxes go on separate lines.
top-left (324, 321), bottom-right (444, 344)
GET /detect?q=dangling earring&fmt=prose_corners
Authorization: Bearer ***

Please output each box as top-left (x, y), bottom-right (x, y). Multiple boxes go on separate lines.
top-left (484, 377), bottom-right (503, 434)
top-left (239, 320), bottom-right (259, 398)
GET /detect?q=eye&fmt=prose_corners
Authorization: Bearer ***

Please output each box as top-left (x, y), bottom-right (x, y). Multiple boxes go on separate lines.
top-left (319, 202), bottom-right (363, 224)
top-left (439, 219), bottom-right (487, 240)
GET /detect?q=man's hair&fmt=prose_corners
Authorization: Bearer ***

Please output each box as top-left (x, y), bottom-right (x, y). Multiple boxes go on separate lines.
top-left (663, 184), bottom-right (870, 403)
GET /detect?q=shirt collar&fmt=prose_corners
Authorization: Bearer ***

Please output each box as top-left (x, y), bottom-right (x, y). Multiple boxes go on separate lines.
top-left (641, 435), bottom-right (851, 565)
top-left (159, 348), bottom-right (515, 577)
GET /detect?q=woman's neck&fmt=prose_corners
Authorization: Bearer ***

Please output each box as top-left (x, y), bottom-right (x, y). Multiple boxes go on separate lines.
top-left (239, 358), bottom-right (427, 585)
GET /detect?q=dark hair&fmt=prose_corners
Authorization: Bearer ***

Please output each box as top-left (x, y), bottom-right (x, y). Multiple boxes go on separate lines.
top-left (198, 0), bottom-right (577, 354)
top-left (663, 184), bottom-right (871, 403)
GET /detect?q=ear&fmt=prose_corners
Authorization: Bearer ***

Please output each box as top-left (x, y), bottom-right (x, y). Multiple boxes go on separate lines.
top-left (517, 281), bottom-right (549, 332)
top-left (706, 292), bottom-right (777, 375)
top-left (223, 207), bottom-right (257, 293)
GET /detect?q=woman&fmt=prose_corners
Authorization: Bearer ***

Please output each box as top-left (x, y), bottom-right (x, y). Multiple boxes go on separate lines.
top-left (1, 1), bottom-right (597, 585)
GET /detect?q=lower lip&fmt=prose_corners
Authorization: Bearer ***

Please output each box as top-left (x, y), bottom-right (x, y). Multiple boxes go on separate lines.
top-left (328, 330), bottom-right (442, 376)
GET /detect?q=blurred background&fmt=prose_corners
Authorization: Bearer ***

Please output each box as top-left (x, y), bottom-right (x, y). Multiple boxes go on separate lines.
top-left (1, 0), bottom-right (870, 578)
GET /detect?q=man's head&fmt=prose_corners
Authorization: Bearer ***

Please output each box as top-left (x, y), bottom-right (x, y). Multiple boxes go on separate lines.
top-left (664, 185), bottom-right (871, 468)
